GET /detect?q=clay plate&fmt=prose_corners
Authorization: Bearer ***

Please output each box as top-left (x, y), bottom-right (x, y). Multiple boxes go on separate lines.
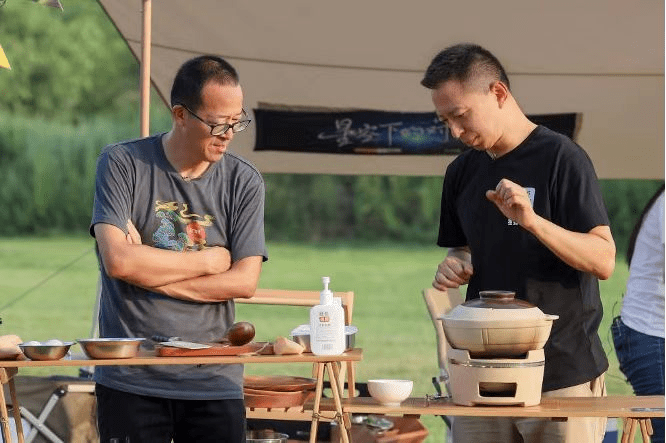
top-left (244, 389), bottom-right (314, 409)
top-left (244, 375), bottom-right (317, 392)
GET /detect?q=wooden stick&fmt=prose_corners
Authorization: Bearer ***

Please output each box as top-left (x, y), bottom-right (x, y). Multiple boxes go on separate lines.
top-left (139, 0), bottom-right (152, 137)
top-left (309, 363), bottom-right (325, 443)
top-left (0, 369), bottom-right (14, 443)
top-left (326, 362), bottom-right (350, 443)
top-left (639, 418), bottom-right (651, 442)
top-left (7, 373), bottom-right (24, 443)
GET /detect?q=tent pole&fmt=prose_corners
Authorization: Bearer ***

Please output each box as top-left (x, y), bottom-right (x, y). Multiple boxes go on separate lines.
top-left (139, 0), bottom-right (152, 137)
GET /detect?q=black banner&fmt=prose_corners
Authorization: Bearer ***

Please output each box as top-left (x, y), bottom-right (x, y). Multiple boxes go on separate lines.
top-left (254, 108), bottom-right (579, 155)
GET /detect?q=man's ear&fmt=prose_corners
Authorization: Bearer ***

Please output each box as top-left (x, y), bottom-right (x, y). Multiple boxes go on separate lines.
top-left (172, 105), bottom-right (186, 125)
top-left (490, 81), bottom-right (509, 108)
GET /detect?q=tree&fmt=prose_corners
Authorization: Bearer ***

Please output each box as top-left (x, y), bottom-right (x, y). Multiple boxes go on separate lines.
top-left (0, 0), bottom-right (139, 123)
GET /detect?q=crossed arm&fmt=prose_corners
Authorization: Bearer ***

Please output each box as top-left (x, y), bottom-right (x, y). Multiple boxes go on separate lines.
top-left (94, 222), bottom-right (262, 303)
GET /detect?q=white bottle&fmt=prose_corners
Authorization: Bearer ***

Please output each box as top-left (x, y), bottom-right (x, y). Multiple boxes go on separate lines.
top-left (310, 276), bottom-right (345, 355)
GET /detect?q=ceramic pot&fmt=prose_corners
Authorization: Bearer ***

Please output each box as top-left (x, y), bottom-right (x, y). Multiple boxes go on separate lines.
top-left (439, 290), bottom-right (558, 357)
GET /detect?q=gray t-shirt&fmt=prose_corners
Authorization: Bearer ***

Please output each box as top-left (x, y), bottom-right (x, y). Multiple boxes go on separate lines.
top-left (90, 133), bottom-right (268, 400)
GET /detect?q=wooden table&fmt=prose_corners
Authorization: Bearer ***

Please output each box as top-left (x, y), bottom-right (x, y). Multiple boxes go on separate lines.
top-left (318, 395), bottom-right (664, 442)
top-left (0, 348), bottom-right (363, 443)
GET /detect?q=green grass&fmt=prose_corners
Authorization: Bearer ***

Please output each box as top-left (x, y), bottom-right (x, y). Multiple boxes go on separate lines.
top-left (0, 237), bottom-right (634, 442)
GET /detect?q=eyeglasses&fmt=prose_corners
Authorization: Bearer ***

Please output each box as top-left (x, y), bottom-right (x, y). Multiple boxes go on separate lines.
top-left (179, 104), bottom-right (251, 135)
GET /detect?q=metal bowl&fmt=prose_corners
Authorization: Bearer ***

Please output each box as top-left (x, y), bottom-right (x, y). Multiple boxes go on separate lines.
top-left (19, 341), bottom-right (74, 361)
top-left (77, 338), bottom-right (145, 359)
top-left (291, 325), bottom-right (357, 352)
top-left (246, 430), bottom-right (289, 443)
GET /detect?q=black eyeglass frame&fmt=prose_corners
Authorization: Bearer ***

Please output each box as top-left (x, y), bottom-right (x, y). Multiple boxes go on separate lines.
top-left (177, 104), bottom-right (251, 135)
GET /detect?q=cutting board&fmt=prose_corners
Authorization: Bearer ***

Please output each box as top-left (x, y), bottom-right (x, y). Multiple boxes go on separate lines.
top-left (155, 341), bottom-right (269, 357)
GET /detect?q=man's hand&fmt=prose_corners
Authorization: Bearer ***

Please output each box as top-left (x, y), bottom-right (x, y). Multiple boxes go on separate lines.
top-left (201, 247), bottom-right (232, 275)
top-left (433, 247), bottom-right (473, 290)
top-left (126, 220), bottom-right (142, 244)
top-left (486, 178), bottom-right (536, 229)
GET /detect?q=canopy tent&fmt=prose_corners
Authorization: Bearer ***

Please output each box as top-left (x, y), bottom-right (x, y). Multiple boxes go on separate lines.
top-left (98, 0), bottom-right (664, 179)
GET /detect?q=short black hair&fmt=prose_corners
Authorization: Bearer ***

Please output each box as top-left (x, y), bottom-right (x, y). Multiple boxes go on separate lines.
top-left (421, 43), bottom-right (510, 91)
top-left (170, 55), bottom-right (239, 111)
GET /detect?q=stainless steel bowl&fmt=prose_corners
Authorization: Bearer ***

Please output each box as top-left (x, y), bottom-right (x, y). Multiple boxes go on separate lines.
top-left (19, 341), bottom-right (74, 361)
top-left (291, 325), bottom-right (357, 352)
top-left (246, 430), bottom-right (288, 443)
top-left (77, 338), bottom-right (145, 359)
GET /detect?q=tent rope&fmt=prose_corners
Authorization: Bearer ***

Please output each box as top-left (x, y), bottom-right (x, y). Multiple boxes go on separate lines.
top-left (0, 247), bottom-right (95, 311)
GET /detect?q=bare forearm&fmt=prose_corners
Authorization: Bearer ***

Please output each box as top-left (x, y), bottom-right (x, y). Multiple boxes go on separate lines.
top-left (152, 256), bottom-right (263, 303)
top-left (486, 179), bottom-right (616, 280)
top-left (108, 245), bottom-right (225, 287)
top-left (95, 223), bottom-right (230, 288)
top-left (526, 217), bottom-right (616, 279)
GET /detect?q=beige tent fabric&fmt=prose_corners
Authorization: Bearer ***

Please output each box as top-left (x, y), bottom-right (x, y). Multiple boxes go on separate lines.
top-left (98, 0), bottom-right (664, 179)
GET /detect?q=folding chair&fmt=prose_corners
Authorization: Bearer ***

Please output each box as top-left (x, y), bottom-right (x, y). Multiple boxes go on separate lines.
top-left (422, 287), bottom-right (464, 437)
top-left (3, 376), bottom-right (97, 443)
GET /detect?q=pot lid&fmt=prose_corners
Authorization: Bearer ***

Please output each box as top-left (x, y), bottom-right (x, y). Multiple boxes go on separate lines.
top-left (441, 290), bottom-right (559, 322)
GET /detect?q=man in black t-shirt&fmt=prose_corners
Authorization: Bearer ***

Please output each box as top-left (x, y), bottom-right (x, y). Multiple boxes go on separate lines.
top-left (422, 44), bottom-right (616, 443)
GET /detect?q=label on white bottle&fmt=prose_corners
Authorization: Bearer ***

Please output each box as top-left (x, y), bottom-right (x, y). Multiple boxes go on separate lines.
top-left (310, 306), bottom-right (345, 355)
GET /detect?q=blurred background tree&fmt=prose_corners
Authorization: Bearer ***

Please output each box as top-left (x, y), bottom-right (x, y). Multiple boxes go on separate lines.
top-left (0, 0), bottom-right (139, 122)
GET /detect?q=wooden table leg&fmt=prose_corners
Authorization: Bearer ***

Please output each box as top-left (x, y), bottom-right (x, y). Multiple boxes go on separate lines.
top-left (0, 382), bottom-right (12, 443)
top-left (645, 418), bottom-right (654, 438)
top-left (346, 362), bottom-right (355, 398)
top-left (329, 363), bottom-right (351, 431)
top-left (622, 418), bottom-right (638, 443)
top-left (639, 418), bottom-right (652, 442)
top-left (1, 367), bottom-right (24, 443)
top-left (7, 374), bottom-right (24, 443)
top-left (325, 363), bottom-right (350, 443)
top-left (309, 363), bottom-right (325, 443)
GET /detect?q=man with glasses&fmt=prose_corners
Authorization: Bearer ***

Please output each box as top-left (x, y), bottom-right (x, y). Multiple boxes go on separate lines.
top-left (90, 55), bottom-right (267, 442)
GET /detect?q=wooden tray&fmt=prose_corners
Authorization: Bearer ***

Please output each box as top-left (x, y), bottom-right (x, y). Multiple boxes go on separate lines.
top-left (244, 375), bottom-right (317, 392)
top-left (155, 342), bottom-right (268, 357)
top-left (244, 389), bottom-right (314, 409)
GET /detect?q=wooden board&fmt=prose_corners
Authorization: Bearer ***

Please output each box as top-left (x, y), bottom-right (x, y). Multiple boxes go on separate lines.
top-left (155, 341), bottom-right (269, 357)
top-left (325, 395), bottom-right (665, 418)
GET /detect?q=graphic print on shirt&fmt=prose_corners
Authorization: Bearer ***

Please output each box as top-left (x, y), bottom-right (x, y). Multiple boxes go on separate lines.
top-left (508, 187), bottom-right (536, 226)
top-left (152, 200), bottom-right (215, 251)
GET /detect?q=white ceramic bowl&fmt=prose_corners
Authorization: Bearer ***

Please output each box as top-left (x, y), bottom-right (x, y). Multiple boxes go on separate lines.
top-left (367, 379), bottom-right (413, 407)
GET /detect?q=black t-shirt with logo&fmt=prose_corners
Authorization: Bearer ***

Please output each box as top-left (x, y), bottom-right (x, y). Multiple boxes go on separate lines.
top-left (438, 125), bottom-right (609, 391)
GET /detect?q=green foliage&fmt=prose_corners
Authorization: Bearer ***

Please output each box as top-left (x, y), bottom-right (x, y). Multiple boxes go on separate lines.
top-left (263, 174), bottom-right (443, 243)
top-left (0, 0), bottom-right (139, 122)
top-left (601, 179), bottom-right (664, 257)
top-left (0, 110), bottom-right (170, 235)
top-left (0, 110), bottom-right (660, 251)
